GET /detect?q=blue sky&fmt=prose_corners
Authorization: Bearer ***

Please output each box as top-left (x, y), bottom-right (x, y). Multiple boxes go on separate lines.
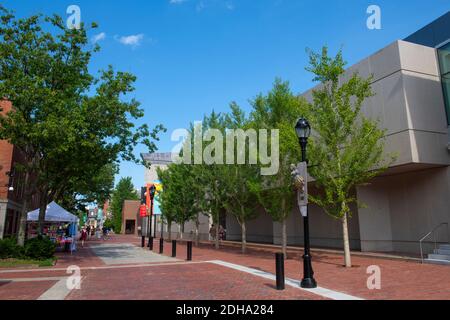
top-left (3, 0), bottom-right (450, 189)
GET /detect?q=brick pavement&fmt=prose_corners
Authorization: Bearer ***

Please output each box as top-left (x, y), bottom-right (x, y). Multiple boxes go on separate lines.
top-left (0, 235), bottom-right (449, 300)
top-left (0, 280), bottom-right (58, 300)
top-left (150, 237), bottom-right (450, 300)
top-left (66, 263), bottom-right (325, 300)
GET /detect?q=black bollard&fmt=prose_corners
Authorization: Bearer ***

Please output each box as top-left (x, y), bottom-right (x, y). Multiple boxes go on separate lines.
top-left (187, 241), bottom-right (193, 261)
top-left (159, 238), bottom-right (164, 254)
top-left (149, 237), bottom-right (153, 251)
top-left (275, 253), bottom-right (285, 290)
top-left (141, 236), bottom-right (145, 248)
top-left (172, 240), bottom-right (177, 257)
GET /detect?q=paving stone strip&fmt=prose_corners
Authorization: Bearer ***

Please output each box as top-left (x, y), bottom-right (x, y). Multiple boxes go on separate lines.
top-left (89, 243), bottom-right (180, 265)
top-left (208, 260), bottom-right (364, 301)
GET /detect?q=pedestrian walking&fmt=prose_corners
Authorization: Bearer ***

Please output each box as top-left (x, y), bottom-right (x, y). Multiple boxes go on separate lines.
top-left (95, 227), bottom-right (101, 240)
top-left (102, 226), bottom-right (108, 241)
top-left (218, 225), bottom-right (225, 241)
top-left (86, 225), bottom-right (91, 240)
top-left (209, 224), bottom-right (216, 241)
top-left (80, 227), bottom-right (88, 248)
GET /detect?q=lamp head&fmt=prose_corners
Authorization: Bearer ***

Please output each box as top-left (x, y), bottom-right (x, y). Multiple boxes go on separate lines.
top-left (149, 185), bottom-right (156, 200)
top-left (295, 117), bottom-right (311, 140)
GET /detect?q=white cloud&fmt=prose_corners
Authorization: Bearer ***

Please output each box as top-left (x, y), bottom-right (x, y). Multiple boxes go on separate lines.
top-left (195, 0), bottom-right (234, 12)
top-left (225, 1), bottom-right (234, 10)
top-left (116, 34), bottom-right (145, 48)
top-left (92, 32), bottom-right (106, 44)
top-left (170, 0), bottom-right (188, 4)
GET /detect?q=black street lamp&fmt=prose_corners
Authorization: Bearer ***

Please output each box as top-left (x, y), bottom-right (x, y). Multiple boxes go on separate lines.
top-left (140, 187), bottom-right (146, 247)
top-left (295, 117), bottom-right (317, 289)
top-left (148, 184), bottom-right (156, 250)
top-left (5, 170), bottom-right (15, 192)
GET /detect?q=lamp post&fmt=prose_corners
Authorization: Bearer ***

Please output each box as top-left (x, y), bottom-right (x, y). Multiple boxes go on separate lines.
top-left (153, 210), bottom-right (157, 238)
top-left (5, 170), bottom-right (14, 192)
top-left (160, 216), bottom-right (164, 239)
top-left (148, 185), bottom-right (156, 250)
top-left (295, 117), bottom-right (317, 289)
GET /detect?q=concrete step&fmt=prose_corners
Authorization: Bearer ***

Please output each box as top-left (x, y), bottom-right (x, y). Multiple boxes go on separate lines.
top-left (434, 248), bottom-right (450, 255)
top-left (439, 244), bottom-right (450, 250)
top-left (424, 259), bottom-right (450, 266)
top-left (428, 254), bottom-right (450, 261)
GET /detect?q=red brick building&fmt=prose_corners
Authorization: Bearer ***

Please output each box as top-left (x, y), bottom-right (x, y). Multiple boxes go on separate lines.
top-left (0, 100), bottom-right (39, 239)
top-left (121, 200), bottom-right (142, 236)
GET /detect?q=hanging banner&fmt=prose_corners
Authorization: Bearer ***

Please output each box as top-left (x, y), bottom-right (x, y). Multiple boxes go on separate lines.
top-left (139, 204), bottom-right (147, 218)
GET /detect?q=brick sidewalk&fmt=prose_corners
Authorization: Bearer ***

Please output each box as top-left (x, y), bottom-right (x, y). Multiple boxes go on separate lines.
top-left (149, 236), bottom-right (450, 300)
top-left (66, 262), bottom-right (325, 300)
top-left (0, 235), bottom-right (449, 300)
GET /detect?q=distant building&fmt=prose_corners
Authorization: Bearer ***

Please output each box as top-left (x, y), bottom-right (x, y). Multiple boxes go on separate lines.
top-left (141, 152), bottom-right (175, 182)
top-left (121, 200), bottom-right (141, 235)
top-left (141, 152), bottom-right (212, 240)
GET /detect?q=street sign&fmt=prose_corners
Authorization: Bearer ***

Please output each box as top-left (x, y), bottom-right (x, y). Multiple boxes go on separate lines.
top-left (295, 162), bottom-right (308, 207)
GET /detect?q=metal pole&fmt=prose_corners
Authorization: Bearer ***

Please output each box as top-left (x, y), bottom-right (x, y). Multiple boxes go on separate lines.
top-left (300, 139), bottom-right (317, 289)
top-left (148, 199), bottom-right (153, 251)
top-left (153, 213), bottom-right (157, 238)
top-left (159, 238), bottom-right (164, 254)
top-left (172, 240), bottom-right (177, 257)
top-left (275, 253), bottom-right (285, 290)
top-left (187, 241), bottom-right (193, 261)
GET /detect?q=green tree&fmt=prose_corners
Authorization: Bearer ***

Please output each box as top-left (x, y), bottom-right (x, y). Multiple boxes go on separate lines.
top-left (157, 169), bottom-right (197, 243)
top-left (195, 111), bottom-right (229, 249)
top-left (221, 104), bottom-right (260, 254)
top-left (305, 48), bottom-right (394, 267)
top-left (58, 163), bottom-right (117, 214)
top-left (110, 177), bottom-right (139, 233)
top-left (249, 79), bottom-right (305, 257)
top-left (157, 163), bottom-right (203, 243)
top-left (0, 7), bottom-right (164, 243)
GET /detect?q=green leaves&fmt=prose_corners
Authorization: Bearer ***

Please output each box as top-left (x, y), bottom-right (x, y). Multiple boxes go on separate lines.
top-left (158, 163), bottom-right (203, 227)
top-left (249, 79), bottom-right (305, 222)
top-left (305, 47), bottom-right (394, 219)
top-left (0, 6), bottom-right (165, 224)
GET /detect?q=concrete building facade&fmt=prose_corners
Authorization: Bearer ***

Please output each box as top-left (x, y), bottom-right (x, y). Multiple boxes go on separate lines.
top-left (225, 13), bottom-right (450, 256)
top-left (141, 13), bottom-right (450, 257)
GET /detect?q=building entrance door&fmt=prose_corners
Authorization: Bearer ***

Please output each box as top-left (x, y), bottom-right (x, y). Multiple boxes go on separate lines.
top-left (125, 220), bottom-right (136, 235)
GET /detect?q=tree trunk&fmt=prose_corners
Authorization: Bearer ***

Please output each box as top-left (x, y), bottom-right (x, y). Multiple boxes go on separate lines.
top-left (38, 194), bottom-right (48, 235)
top-left (241, 220), bottom-right (247, 254)
top-left (17, 171), bottom-right (31, 246)
top-left (168, 222), bottom-right (172, 241)
top-left (281, 219), bottom-right (287, 258)
top-left (215, 222), bottom-right (219, 249)
top-left (194, 216), bottom-right (200, 246)
top-left (179, 222), bottom-right (184, 240)
top-left (342, 212), bottom-right (352, 268)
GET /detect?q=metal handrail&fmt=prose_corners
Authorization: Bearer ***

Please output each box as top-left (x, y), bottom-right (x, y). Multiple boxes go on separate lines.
top-left (419, 222), bottom-right (450, 263)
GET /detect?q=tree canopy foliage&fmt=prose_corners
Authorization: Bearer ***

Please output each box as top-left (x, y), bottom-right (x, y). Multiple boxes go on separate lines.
top-left (0, 6), bottom-right (164, 243)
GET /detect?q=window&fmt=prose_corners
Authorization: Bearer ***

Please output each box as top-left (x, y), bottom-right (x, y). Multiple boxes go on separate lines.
top-left (437, 42), bottom-right (450, 125)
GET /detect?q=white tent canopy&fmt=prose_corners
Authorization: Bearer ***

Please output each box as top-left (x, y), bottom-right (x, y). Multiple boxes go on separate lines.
top-left (27, 201), bottom-right (78, 223)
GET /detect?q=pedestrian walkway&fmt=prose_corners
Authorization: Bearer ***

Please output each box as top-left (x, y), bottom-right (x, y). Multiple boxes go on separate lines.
top-left (0, 235), bottom-right (449, 300)
top-left (89, 243), bottom-right (179, 265)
